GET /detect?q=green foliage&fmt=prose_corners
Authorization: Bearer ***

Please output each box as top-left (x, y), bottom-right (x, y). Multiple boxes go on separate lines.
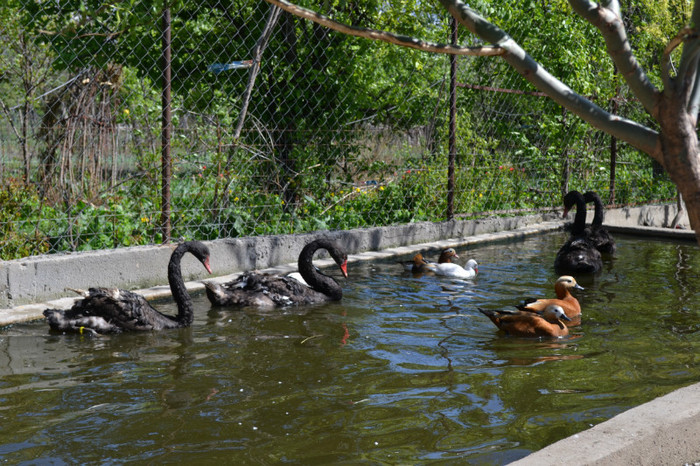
top-left (0, 0), bottom-right (686, 260)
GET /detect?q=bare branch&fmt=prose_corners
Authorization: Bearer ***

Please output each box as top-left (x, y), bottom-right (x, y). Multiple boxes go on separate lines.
top-left (438, 0), bottom-right (662, 161)
top-left (662, 27), bottom-right (690, 89)
top-left (263, 0), bottom-right (504, 57)
top-left (569, 0), bottom-right (659, 116)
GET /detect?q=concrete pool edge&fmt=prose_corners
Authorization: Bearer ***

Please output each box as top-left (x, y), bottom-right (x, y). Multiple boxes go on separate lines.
top-left (0, 216), bottom-right (564, 326)
top-left (509, 382), bottom-right (700, 465)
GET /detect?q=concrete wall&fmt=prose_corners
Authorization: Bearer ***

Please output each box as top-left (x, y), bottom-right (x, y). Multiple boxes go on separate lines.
top-left (0, 211), bottom-right (561, 309)
top-left (0, 202), bottom-right (690, 312)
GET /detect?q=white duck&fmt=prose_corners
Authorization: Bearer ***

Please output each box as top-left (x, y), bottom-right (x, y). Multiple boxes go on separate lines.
top-left (433, 258), bottom-right (478, 279)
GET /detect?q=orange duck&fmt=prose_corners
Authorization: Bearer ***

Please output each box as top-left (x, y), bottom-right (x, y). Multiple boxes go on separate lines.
top-left (516, 275), bottom-right (584, 326)
top-left (479, 304), bottom-right (571, 338)
top-left (399, 253), bottom-right (438, 274)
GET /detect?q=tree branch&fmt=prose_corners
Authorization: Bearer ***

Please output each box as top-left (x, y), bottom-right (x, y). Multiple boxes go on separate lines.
top-left (438, 0), bottom-right (662, 161)
top-left (568, 0), bottom-right (659, 116)
top-left (675, 30), bottom-right (700, 125)
top-left (686, 0), bottom-right (700, 125)
top-left (263, 0), bottom-right (504, 57)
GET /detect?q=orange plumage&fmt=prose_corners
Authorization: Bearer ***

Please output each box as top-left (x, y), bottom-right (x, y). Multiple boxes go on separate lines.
top-left (516, 276), bottom-right (583, 326)
top-left (480, 305), bottom-right (571, 338)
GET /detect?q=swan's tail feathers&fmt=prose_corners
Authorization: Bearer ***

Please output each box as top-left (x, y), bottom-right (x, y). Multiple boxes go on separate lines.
top-left (204, 281), bottom-right (231, 307)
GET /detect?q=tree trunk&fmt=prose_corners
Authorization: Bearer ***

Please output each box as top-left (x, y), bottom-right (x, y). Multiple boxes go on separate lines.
top-left (657, 92), bottom-right (700, 242)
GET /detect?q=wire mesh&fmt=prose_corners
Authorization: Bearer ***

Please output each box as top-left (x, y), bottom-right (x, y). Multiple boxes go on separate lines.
top-left (0, 1), bottom-right (676, 260)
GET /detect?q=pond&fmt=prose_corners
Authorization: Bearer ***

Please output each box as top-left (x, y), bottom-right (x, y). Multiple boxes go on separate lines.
top-left (1, 232), bottom-right (700, 464)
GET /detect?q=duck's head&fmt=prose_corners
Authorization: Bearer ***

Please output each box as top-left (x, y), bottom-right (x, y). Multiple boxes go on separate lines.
top-left (465, 259), bottom-right (478, 274)
top-left (556, 275), bottom-right (584, 291)
top-left (541, 304), bottom-right (572, 322)
top-left (438, 248), bottom-right (459, 263)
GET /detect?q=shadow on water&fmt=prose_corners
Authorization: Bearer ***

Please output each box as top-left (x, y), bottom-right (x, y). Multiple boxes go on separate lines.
top-left (2, 232), bottom-right (700, 463)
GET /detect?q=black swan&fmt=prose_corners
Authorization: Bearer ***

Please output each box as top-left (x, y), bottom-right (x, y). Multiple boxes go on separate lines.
top-left (43, 241), bottom-right (212, 335)
top-left (583, 191), bottom-right (616, 254)
top-left (554, 190), bottom-right (602, 274)
top-left (205, 238), bottom-right (348, 308)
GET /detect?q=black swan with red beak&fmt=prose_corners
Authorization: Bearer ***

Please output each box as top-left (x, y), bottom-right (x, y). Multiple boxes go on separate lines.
top-left (205, 238), bottom-right (348, 308)
top-left (43, 241), bottom-right (212, 335)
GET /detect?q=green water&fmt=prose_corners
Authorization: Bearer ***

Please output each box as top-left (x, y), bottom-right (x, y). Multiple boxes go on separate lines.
top-left (1, 232), bottom-right (700, 464)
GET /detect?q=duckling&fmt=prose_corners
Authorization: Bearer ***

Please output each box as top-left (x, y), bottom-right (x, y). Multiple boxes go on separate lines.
top-left (516, 275), bottom-right (583, 326)
top-left (479, 304), bottom-right (571, 338)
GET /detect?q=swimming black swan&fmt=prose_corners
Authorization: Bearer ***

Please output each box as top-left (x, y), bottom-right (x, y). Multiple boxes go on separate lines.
top-left (583, 191), bottom-right (616, 254)
top-left (554, 190), bottom-right (602, 274)
top-left (205, 238), bottom-right (348, 308)
top-left (43, 241), bottom-right (212, 335)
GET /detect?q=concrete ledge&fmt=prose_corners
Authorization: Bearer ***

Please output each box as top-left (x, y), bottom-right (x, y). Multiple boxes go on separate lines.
top-left (0, 212), bottom-right (561, 310)
top-left (607, 224), bottom-right (696, 241)
top-left (0, 218), bottom-right (563, 326)
top-left (510, 382), bottom-right (700, 465)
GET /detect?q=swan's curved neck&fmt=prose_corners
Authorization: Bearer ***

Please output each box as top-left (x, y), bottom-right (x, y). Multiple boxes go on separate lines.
top-left (589, 195), bottom-right (604, 229)
top-left (298, 240), bottom-right (343, 300)
top-left (571, 195), bottom-right (587, 236)
top-left (168, 245), bottom-right (193, 326)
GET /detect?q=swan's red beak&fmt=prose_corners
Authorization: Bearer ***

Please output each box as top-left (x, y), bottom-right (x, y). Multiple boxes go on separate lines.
top-left (562, 207), bottom-right (570, 218)
top-left (340, 260), bottom-right (348, 278)
top-left (204, 258), bottom-right (213, 274)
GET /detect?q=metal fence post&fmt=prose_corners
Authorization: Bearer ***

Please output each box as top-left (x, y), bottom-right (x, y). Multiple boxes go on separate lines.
top-left (160, 4), bottom-right (172, 243)
top-left (446, 17), bottom-right (457, 221)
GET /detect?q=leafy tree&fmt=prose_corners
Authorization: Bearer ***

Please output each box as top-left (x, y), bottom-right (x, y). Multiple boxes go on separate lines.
top-left (268, 0), bottom-right (700, 242)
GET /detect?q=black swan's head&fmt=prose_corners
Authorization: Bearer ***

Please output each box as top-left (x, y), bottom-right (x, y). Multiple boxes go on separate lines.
top-left (562, 190), bottom-right (584, 218)
top-left (327, 242), bottom-right (348, 278)
top-left (181, 241), bottom-right (212, 274)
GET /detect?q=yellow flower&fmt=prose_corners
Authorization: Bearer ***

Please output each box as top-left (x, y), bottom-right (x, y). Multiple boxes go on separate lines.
top-left (140, 216), bottom-right (149, 223)
top-left (379, 186), bottom-right (384, 191)
top-left (123, 109), bottom-right (130, 116)
top-left (234, 197), bottom-right (239, 201)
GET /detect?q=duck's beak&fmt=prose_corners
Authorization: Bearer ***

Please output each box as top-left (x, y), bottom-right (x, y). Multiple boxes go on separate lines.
top-left (574, 283), bottom-right (584, 290)
top-left (561, 314), bottom-right (572, 321)
top-left (340, 260), bottom-right (348, 278)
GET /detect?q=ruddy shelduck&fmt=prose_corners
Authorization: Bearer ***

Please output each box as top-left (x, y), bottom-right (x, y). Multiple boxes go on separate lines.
top-left (479, 304), bottom-right (571, 338)
top-left (399, 253), bottom-right (438, 274)
top-left (516, 275), bottom-right (584, 326)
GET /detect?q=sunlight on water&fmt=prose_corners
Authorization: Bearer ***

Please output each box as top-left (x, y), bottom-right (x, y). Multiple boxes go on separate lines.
top-left (1, 232), bottom-right (700, 463)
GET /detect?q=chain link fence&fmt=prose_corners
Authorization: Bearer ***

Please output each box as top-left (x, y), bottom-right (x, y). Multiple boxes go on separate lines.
top-left (0, 1), bottom-right (675, 260)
